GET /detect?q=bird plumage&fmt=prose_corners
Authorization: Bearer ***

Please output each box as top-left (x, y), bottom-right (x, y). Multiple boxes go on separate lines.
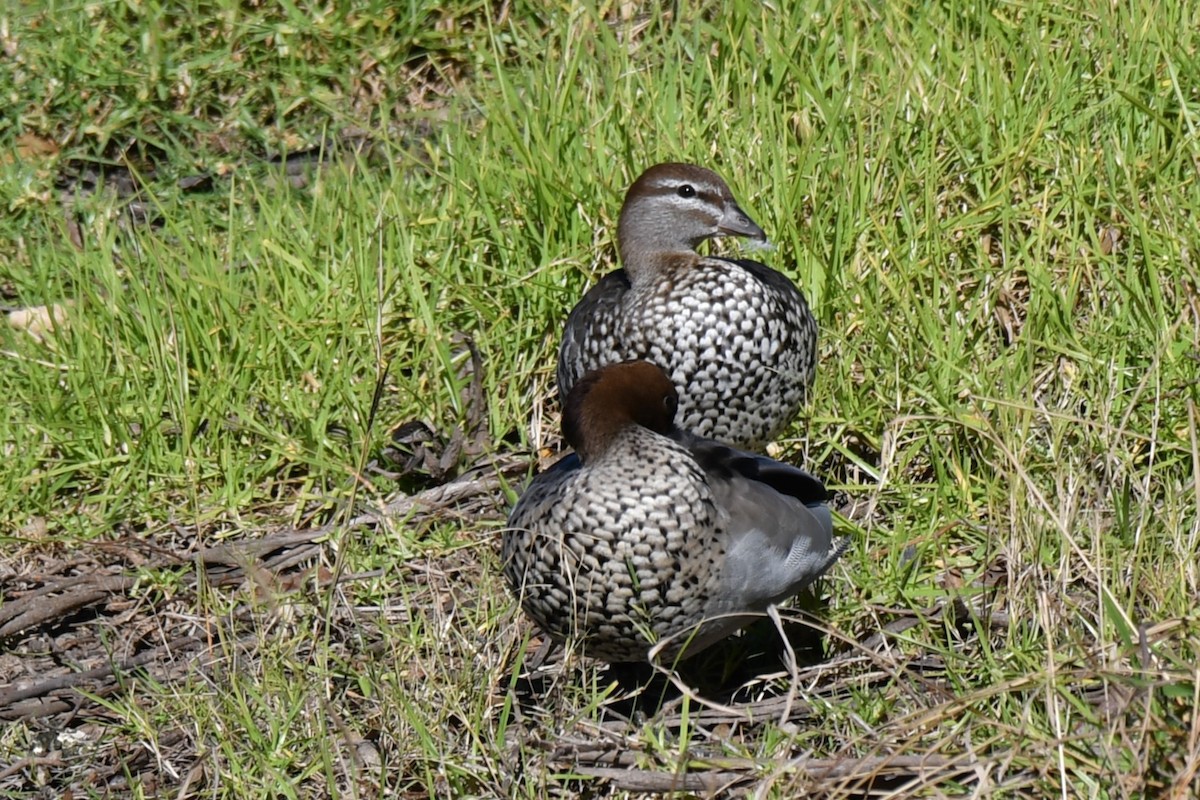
top-left (557, 162), bottom-right (818, 449)
top-left (503, 361), bottom-right (844, 663)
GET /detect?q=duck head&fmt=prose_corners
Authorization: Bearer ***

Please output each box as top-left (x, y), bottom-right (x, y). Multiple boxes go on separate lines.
top-left (616, 162), bottom-right (767, 283)
top-left (562, 361), bottom-right (679, 463)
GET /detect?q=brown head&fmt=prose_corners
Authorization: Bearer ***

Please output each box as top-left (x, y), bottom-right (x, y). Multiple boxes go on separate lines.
top-left (562, 361), bottom-right (679, 463)
top-left (616, 162), bottom-right (766, 284)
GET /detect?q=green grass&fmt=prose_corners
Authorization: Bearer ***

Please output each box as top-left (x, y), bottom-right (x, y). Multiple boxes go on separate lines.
top-left (2, 0), bottom-right (1199, 796)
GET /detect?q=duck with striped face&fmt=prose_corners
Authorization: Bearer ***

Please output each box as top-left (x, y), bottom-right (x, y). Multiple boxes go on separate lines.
top-left (558, 162), bottom-right (818, 450)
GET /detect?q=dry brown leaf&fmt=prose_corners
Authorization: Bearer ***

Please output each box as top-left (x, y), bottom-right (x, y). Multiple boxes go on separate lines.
top-left (6, 301), bottom-right (72, 341)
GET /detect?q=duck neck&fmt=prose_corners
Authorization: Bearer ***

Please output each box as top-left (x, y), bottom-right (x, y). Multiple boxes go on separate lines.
top-left (582, 425), bottom-right (678, 470)
top-left (619, 247), bottom-right (702, 290)
top-left (617, 212), bottom-right (705, 288)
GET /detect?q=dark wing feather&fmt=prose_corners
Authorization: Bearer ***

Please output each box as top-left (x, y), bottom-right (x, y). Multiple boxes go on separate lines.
top-left (682, 433), bottom-right (828, 507)
top-left (544, 451), bottom-right (580, 474)
top-left (556, 269), bottom-right (632, 401)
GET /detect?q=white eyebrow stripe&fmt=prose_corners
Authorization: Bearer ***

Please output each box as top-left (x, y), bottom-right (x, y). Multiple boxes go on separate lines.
top-left (642, 183), bottom-right (727, 207)
top-left (647, 177), bottom-right (723, 193)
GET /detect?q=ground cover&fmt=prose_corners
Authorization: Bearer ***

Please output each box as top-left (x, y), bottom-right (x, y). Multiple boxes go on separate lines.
top-left (1, 0), bottom-right (1199, 796)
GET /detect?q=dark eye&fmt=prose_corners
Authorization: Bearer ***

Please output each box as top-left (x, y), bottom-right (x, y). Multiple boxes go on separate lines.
top-left (677, 184), bottom-right (696, 198)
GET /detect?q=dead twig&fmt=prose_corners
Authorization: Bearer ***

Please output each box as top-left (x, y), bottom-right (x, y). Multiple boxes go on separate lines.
top-left (0, 574), bottom-right (140, 639)
top-left (552, 746), bottom-right (972, 793)
top-left (0, 635), bottom-right (204, 716)
top-left (576, 766), bottom-right (746, 793)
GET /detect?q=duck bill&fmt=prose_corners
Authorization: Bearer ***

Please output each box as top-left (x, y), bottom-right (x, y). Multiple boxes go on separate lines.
top-left (716, 202), bottom-right (767, 241)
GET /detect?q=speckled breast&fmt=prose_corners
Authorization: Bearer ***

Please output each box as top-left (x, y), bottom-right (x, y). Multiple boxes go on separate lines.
top-left (502, 435), bottom-right (726, 662)
top-left (586, 261), bottom-right (815, 448)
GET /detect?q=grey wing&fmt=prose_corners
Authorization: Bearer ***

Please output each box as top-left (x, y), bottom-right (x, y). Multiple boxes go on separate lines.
top-left (684, 434), bottom-right (843, 610)
top-left (714, 480), bottom-right (838, 601)
top-left (556, 270), bottom-right (632, 402)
